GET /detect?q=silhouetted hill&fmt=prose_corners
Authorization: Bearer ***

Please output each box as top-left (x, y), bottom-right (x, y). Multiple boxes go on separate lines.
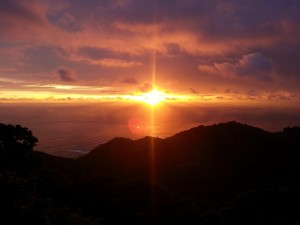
top-left (76, 121), bottom-right (300, 223)
top-left (2, 121), bottom-right (300, 224)
top-left (78, 121), bottom-right (280, 193)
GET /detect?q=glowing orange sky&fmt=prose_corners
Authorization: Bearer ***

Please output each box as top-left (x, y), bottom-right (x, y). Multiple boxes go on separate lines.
top-left (0, 0), bottom-right (300, 105)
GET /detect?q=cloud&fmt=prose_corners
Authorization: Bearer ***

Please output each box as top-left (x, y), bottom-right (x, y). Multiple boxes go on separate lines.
top-left (189, 88), bottom-right (199, 94)
top-left (48, 11), bottom-right (82, 32)
top-left (216, 53), bottom-right (274, 80)
top-left (2, 0), bottom-right (299, 49)
top-left (264, 90), bottom-right (299, 101)
top-left (0, 0), bottom-right (299, 96)
top-left (0, 67), bottom-right (17, 73)
top-left (165, 43), bottom-right (186, 56)
top-left (122, 77), bottom-right (138, 84)
top-left (0, 0), bottom-right (46, 25)
top-left (199, 53), bottom-right (275, 81)
top-left (57, 67), bottom-right (76, 82)
top-left (91, 58), bottom-right (142, 68)
top-left (198, 65), bottom-right (218, 74)
top-left (1, 0), bottom-right (298, 60)
top-left (63, 50), bottom-right (143, 68)
top-left (0, 0), bottom-right (50, 40)
top-left (139, 82), bottom-right (153, 93)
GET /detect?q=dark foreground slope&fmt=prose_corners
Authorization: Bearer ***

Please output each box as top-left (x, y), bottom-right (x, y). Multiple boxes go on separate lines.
top-left (1, 121), bottom-right (300, 225)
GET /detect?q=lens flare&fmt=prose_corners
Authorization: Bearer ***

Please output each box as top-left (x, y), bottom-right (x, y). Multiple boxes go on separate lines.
top-left (128, 118), bottom-right (147, 135)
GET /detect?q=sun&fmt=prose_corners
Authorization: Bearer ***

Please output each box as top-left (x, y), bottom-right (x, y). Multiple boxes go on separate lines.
top-left (142, 89), bottom-right (165, 105)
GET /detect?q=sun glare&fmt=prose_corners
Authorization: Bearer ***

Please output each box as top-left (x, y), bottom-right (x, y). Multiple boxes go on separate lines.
top-left (142, 89), bottom-right (165, 105)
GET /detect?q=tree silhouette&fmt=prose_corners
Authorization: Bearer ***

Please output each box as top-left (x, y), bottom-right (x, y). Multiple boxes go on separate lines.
top-left (0, 123), bottom-right (38, 153)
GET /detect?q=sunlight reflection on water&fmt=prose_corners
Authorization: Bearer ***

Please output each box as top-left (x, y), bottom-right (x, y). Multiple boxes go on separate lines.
top-left (0, 102), bottom-right (300, 157)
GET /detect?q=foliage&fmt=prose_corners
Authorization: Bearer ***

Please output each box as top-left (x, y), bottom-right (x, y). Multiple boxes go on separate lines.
top-left (0, 123), bottom-right (38, 153)
top-left (1, 122), bottom-right (300, 224)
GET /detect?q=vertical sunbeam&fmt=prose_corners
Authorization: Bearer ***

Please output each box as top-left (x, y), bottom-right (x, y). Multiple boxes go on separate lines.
top-left (149, 106), bottom-right (156, 224)
top-left (150, 1), bottom-right (158, 224)
top-left (151, 0), bottom-right (158, 90)
top-left (152, 41), bottom-right (157, 89)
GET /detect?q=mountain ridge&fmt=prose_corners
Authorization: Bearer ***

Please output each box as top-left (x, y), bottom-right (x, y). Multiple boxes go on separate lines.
top-left (2, 121), bottom-right (300, 224)
top-left (77, 121), bottom-right (298, 197)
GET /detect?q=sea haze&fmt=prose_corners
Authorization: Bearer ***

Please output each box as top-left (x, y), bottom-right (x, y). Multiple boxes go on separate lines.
top-left (1, 102), bottom-right (300, 157)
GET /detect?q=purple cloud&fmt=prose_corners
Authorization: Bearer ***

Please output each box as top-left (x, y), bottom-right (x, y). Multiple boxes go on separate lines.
top-left (214, 53), bottom-right (274, 81)
top-left (165, 43), bottom-right (185, 56)
top-left (0, 0), bottom-right (48, 35)
top-left (57, 68), bottom-right (76, 82)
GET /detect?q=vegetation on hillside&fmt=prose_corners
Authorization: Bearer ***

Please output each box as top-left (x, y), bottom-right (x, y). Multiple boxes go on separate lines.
top-left (1, 122), bottom-right (300, 224)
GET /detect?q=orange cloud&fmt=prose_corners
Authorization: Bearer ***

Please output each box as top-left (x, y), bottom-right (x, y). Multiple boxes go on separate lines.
top-left (88, 58), bottom-right (143, 68)
top-left (62, 51), bottom-right (142, 68)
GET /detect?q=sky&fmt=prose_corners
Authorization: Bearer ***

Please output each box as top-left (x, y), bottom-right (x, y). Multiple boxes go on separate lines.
top-left (0, 0), bottom-right (300, 104)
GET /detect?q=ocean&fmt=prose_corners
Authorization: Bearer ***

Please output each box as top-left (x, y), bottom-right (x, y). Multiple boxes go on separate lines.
top-left (1, 101), bottom-right (299, 157)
